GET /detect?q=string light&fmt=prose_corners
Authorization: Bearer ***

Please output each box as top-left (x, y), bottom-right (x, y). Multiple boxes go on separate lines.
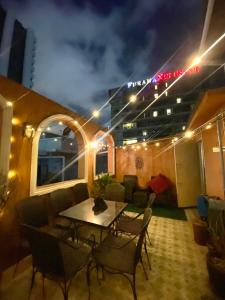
top-left (129, 95), bottom-right (137, 103)
top-left (8, 170), bottom-right (16, 179)
top-left (92, 110), bottom-right (100, 118)
top-left (6, 101), bottom-right (13, 107)
top-left (184, 130), bottom-right (194, 138)
top-left (11, 118), bottom-right (20, 125)
top-left (206, 123), bottom-right (212, 130)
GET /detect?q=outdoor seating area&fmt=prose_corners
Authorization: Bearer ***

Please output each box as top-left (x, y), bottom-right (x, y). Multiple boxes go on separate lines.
top-left (1, 212), bottom-right (221, 300)
top-left (0, 1), bottom-right (225, 299)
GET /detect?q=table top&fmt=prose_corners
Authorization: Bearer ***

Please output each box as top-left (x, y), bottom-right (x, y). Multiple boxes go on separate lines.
top-left (59, 198), bottom-right (128, 228)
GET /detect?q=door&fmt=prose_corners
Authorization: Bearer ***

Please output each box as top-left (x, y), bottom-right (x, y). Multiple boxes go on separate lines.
top-left (175, 140), bottom-right (202, 207)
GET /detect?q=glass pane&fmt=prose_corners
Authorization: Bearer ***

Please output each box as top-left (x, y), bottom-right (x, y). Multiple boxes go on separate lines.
top-left (37, 121), bottom-right (83, 186)
top-left (95, 139), bottom-right (108, 175)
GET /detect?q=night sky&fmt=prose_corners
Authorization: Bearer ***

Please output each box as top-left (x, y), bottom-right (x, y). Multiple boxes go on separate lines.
top-left (1, 0), bottom-right (205, 124)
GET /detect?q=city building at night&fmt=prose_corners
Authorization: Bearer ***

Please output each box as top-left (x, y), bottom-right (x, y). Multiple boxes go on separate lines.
top-left (109, 65), bottom-right (225, 145)
top-left (0, 5), bottom-right (36, 88)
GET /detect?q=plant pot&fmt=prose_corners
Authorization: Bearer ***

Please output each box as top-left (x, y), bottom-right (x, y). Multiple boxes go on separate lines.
top-left (206, 252), bottom-right (225, 298)
top-left (192, 220), bottom-right (209, 246)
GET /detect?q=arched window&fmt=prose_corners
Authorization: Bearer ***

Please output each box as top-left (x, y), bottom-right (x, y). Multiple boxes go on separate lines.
top-left (93, 131), bottom-right (115, 178)
top-left (30, 115), bottom-right (88, 195)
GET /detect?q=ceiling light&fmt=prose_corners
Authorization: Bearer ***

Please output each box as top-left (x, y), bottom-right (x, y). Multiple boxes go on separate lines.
top-left (58, 121), bottom-right (63, 125)
top-left (154, 93), bottom-right (158, 99)
top-left (176, 98), bottom-right (182, 104)
top-left (155, 142), bottom-right (160, 147)
top-left (182, 126), bottom-right (186, 131)
top-left (206, 123), bottom-right (212, 130)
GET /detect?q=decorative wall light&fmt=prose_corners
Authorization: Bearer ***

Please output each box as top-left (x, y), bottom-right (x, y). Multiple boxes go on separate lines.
top-left (23, 123), bottom-right (35, 139)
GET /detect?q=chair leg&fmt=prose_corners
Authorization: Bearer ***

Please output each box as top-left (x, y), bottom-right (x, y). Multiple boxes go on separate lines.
top-left (42, 275), bottom-right (45, 298)
top-left (61, 281), bottom-right (70, 300)
top-left (146, 231), bottom-right (152, 246)
top-left (140, 256), bottom-right (148, 280)
top-left (132, 274), bottom-right (137, 300)
top-left (87, 261), bottom-right (92, 300)
top-left (28, 267), bottom-right (36, 300)
top-left (144, 238), bottom-right (151, 270)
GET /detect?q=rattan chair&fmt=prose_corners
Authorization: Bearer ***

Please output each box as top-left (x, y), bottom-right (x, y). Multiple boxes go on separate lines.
top-left (89, 208), bottom-right (152, 300)
top-left (105, 182), bottom-right (125, 202)
top-left (71, 183), bottom-right (89, 204)
top-left (49, 188), bottom-right (74, 230)
top-left (15, 194), bottom-right (67, 276)
top-left (22, 224), bottom-right (92, 300)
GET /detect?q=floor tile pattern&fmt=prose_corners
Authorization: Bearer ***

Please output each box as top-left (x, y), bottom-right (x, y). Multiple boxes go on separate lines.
top-left (0, 215), bottom-right (221, 300)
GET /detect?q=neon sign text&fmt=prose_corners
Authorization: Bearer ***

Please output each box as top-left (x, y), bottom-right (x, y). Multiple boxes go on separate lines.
top-left (127, 66), bottom-right (200, 88)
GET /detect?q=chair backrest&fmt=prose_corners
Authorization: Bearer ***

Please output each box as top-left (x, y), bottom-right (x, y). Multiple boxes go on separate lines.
top-left (71, 183), bottom-right (89, 204)
top-left (105, 183), bottom-right (125, 202)
top-left (17, 195), bottom-right (49, 227)
top-left (134, 208), bottom-right (152, 267)
top-left (49, 188), bottom-right (73, 216)
top-left (123, 175), bottom-right (138, 202)
top-left (147, 193), bottom-right (156, 208)
top-left (22, 224), bottom-right (65, 277)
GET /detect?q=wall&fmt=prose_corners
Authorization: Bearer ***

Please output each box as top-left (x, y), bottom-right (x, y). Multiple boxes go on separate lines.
top-left (0, 76), bottom-right (104, 271)
top-left (116, 140), bottom-right (176, 189)
top-left (201, 123), bottom-right (224, 199)
top-left (175, 140), bottom-right (202, 207)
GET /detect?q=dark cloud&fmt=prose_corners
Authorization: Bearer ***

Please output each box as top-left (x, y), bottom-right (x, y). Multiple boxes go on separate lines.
top-left (0, 0), bottom-right (203, 123)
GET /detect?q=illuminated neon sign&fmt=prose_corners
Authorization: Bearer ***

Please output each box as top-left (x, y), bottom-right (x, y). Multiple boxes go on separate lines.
top-left (127, 66), bottom-right (200, 88)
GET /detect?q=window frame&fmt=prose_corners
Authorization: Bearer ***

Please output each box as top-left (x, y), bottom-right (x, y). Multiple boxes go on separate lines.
top-left (30, 114), bottom-right (89, 195)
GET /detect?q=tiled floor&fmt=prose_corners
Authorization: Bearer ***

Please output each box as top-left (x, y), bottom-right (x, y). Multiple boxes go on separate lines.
top-left (0, 215), bottom-right (221, 300)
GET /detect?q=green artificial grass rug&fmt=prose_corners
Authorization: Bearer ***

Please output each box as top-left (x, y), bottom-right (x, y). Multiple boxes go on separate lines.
top-left (125, 204), bottom-right (187, 221)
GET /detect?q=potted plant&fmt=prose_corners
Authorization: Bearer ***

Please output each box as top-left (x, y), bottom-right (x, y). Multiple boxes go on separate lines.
top-left (207, 199), bottom-right (225, 298)
top-left (91, 173), bottom-right (113, 213)
top-left (92, 173), bottom-right (113, 199)
top-left (0, 173), bottom-right (9, 210)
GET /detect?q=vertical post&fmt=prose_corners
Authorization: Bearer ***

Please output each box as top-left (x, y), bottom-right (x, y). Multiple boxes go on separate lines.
top-left (216, 118), bottom-right (225, 198)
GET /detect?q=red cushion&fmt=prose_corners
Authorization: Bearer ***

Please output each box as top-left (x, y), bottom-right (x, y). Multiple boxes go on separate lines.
top-left (148, 174), bottom-right (170, 194)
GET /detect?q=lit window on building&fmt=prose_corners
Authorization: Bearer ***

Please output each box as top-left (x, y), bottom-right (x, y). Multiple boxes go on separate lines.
top-left (153, 111), bottom-right (158, 117)
top-left (123, 139), bottom-right (137, 145)
top-left (143, 131), bottom-right (147, 136)
top-left (123, 122), bottom-right (136, 129)
top-left (177, 97), bottom-right (182, 104)
top-left (166, 108), bottom-right (172, 115)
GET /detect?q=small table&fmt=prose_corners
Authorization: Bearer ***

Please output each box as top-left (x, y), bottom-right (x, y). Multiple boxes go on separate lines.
top-left (59, 198), bottom-right (127, 229)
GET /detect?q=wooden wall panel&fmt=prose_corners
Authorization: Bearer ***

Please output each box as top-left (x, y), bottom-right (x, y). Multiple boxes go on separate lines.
top-left (202, 124), bottom-right (224, 199)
